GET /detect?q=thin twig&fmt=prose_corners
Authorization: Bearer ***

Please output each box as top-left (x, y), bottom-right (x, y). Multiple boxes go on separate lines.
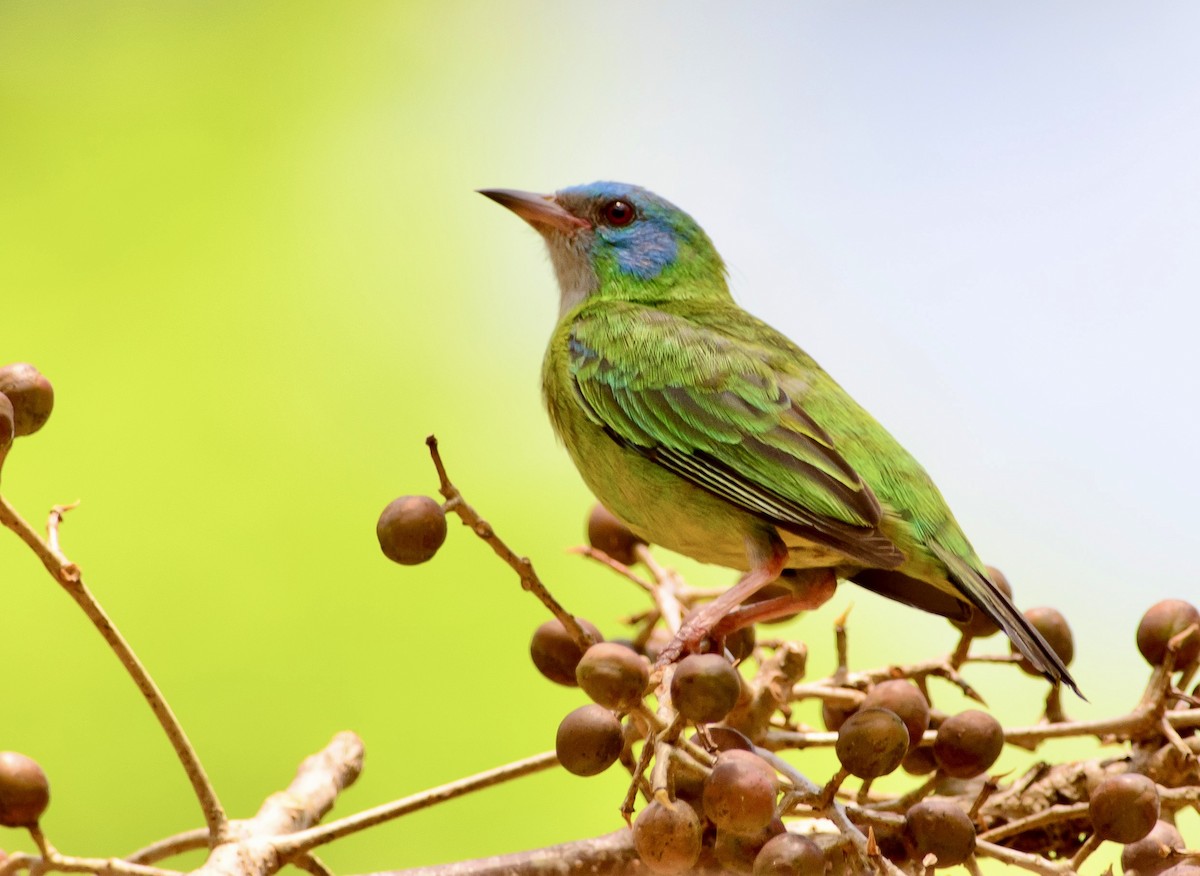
top-left (0, 494), bottom-right (228, 839)
top-left (125, 829), bottom-right (210, 865)
top-left (275, 750), bottom-right (559, 856)
top-left (425, 436), bottom-right (593, 650)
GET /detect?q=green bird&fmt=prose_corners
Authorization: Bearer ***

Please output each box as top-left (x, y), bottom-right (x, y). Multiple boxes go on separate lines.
top-left (480, 181), bottom-right (1078, 695)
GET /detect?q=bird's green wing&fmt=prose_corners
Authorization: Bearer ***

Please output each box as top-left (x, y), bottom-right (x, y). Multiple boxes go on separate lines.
top-left (568, 307), bottom-right (904, 568)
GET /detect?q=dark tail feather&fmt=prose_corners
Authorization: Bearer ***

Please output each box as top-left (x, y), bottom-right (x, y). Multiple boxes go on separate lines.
top-left (931, 544), bottom-right (1084, 699)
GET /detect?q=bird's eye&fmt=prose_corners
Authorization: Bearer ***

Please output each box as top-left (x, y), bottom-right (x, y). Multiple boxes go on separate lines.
top-left (600, 199), bottom-right (636, 227)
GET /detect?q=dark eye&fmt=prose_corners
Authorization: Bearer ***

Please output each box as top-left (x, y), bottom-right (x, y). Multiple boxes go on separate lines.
top-left (600, 199), bottom-right (636, 227)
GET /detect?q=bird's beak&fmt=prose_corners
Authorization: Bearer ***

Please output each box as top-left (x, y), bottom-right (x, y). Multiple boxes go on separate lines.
top-left (477, 188), bottom-right (590, 233)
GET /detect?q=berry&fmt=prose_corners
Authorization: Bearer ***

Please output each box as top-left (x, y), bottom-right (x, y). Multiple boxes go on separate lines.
top-left (1089, 773), bottom-right (1160, 844)
top-left (670, 653), bottom-right (741, 724)
top-left (861, 680), bottom-right (930, 748)
top-left (834, 707), bottom-right (908, 780)
top-left (703, 751), bottom-right (778, 836)
top-left (0, 364), bottom-right (54, 437)
top-left (714, 819), bottom-right (785, 873)
top-left (753, 833), bottom-right (825, 876)
top-left (1011, 607), bottom-right (1074, 676)
top-left (0, 752), bottom-right (49, 827)
top-left (376, 495), bottom-right (447, 565)
top-left (530, 617), bottom-right (602, 686)
top-left (1120, 820), bottom-right (1185, 876)
top-left (555, 704), bottom-right (623, 776)
top-left (587, 503), bottom-right (643, 565)
top-left (904, 799), bottom-right (976, 867)
top-left (632, 798), bottom-right (703, 874)
top-left (576, 642), bottom-right (649, 710)
top-left (901, 745), bottom-right (939, 776)
top-left (821, 699), bottom-right (856, 733)
top-left (0, 394), bottom-right (13, 452)
top-left (1137, 599), bottom-right (1200, 667)
top-left (952, 566), bottom-right (1012, 638)
top-left (933, 710), bottom-right (1004, 779)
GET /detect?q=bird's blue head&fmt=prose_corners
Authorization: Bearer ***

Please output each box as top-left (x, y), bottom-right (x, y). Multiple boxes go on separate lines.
top-left (479, 181), bottom-right (728, 315)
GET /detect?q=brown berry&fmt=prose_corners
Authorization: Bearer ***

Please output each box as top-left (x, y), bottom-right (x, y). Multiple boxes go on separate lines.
top-left (587, 503), bottom-right (644, 565)
top-left (901, 745), bottom-right (939, 776)
top-left (821, 699), bottom-right (857, 733)
top-left (861, 680), bottom-right (930, 748)
top-left (835, 707), bottom-right (909, 780)
top-left (0, 394), bottom-right (13, 452)
top-left (1121, 820), bottom-right (1185, 876)
top-left (671, 653), bottom-right (741, 724)
top-left (530, 617), bottom-right (602, 686)
top-left (1137, 599), bottom-right (1200, 667)
top-left (0, 752), bottom-right (49, 827)
top-left (632, 798), bottom-right (703, 874)
top-left (714, 819), bottom-right (785, 873)
top-left (376, 495), bottom-right (447, 564)
top-left (933, 709), bottom-right (1004, 779)
top-left (952, 566), bottom-right (1012, 638)
top-left (1089, 773), bottom-right (1160, 843)
top-left (1011, 606), bottom-right (1074, 676)
top-left (555, 704), bottom-right (623, 776)
top-left (576, 642), bottom-right (649, 710)
top-left (0, 364), bottom-right (53, 437)
top-left (753, 832), bottom-right (825, 876)
top-left (904, 799), bottom-right (976, 867)
top-left (703, 752), bottom-right (778, 836)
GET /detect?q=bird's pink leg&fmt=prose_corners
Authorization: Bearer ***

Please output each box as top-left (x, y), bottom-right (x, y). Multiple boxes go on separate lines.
top-left (711, 569), bottom-right (837, 639)
top-left (654, 537), bottom-right (790, 668)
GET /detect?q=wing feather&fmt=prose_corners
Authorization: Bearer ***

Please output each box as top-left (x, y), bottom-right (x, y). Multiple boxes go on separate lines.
top-left (570, 309), bottom-right (904, 568)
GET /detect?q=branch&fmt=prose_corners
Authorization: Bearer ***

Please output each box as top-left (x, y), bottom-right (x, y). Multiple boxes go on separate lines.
top-left (425, 436), bottom-right (594, 650)
top-left (274, 750), bottom-right (559, 857)
top-left (0, 494), bottom-right (228, 839)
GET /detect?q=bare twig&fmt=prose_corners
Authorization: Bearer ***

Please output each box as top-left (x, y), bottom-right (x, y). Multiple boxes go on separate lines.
top-left (275, 750), bottom-right (559, 857)
top-left (0, 494), bottom-right (228, 839)
top-left (125, 830), bottom-right (211, 865)
top-left (425, 436), bottom-right (593, 650)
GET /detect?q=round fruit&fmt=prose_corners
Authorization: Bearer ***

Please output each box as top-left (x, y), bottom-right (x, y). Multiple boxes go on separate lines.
top-left (834, 707), bottom-right (908, 780)
top-left (714, 819), bottom-right (785, 873)
top-left (0, 752), bottom-right (49, 827)
top-left (376, 495), bottom-right (447, 565)
top-left (904, 799), bottom-right (976, 867)
top-left (933, 710), bottom-right (1004, 779)
top-left (555, 704), bottom-right (623, 776)
top-left (0, 364), bottom-right (54, 437)
top-left (1011, 607), bottom-right (1074, 676)
top-left (0, 394), bottom-right (13, 452)
top-left (632, 798), bottom-right (703, 874)
top-left (901, 746), bottom-right (939, 776)
top-left (587, 503), bottom-right (644, 565)
top-left (530, 617), bottom-right (603, 686)
top-left (1120, 820), bottom-right (1185, 876)
top-left (1137, 599), bottom-right (1200, 667)
top-left (821, 699), bottom-right (856, 733)
top-left (576, 642), bottom-right (649, 710)
top-left (753, 832), bottom-right (825, 876)
top-left (952, 566), bottom-right (1012, 638)
top-left (861, 680), bottom-right (930, 748)
top-left (1089, 773), bottom-right (1160, 843)
top-left (703, 751), bottom-right (778, 836)
top-left (670, 653), bottom-right (741, 724)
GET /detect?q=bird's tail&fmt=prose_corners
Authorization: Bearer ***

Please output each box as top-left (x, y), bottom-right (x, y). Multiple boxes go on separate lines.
top-left (931, 544), bottom-right (1083, 699)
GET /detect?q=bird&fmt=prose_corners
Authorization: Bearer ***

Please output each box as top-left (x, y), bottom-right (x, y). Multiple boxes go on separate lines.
top-left (479, 181), bottom-right (1079, 695)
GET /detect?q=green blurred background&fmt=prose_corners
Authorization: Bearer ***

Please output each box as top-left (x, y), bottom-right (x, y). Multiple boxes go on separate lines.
top-left (2, 2), bottom-right (1197, 871)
